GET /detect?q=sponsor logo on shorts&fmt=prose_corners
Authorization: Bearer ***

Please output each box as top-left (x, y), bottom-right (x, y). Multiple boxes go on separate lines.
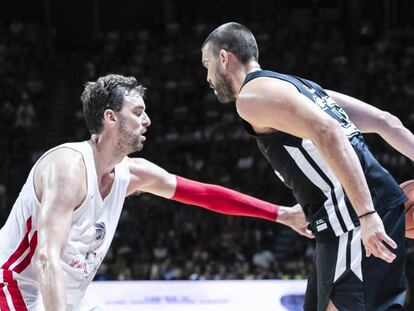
top-left (316, 219), bottom-right (328, 232)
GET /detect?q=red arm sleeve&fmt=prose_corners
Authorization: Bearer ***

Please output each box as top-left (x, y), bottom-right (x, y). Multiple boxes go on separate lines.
top-left (171, 175), bottom-right (279, 222)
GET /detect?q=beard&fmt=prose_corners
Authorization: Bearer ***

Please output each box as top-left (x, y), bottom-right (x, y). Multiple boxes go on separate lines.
top-left (118, 118), bottom-right (143, 154)
top-left (214, 70), bottom-right (236, 103)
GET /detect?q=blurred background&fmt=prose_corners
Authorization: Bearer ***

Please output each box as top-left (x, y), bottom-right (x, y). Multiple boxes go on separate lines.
top-left (0, 0), bottom-right (413, 309)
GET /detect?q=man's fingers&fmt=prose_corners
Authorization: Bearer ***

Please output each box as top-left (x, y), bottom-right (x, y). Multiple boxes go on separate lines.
top-left (375, 242), bottom-right (396, 263)
top-left (364, 235), bottom-right (397, 263)
top-left (380, 233), bottom-right (397, 249)
top-left (365, 234), bottom-right (380, 256)
top-left (302, 229), bottom-right (315, 239)
top-left (368, 238), bottom-right (396, 263)
top-left (360, 213), bottom-right (398, 263)
top-left (295, 227), bottom-right (314, 239)
top-left (364, 236), bottom-right (378, 258)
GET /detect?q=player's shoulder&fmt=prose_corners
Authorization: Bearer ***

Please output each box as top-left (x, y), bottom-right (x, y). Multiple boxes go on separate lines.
top-left (239, 75), bottom-right (297, 103)
top-left (39, 147), bottom-right (84, 169)
top-left (34, 146), bottom-right (87, 204)
top-left (237, 75), bottom-right (298, 119)
top-left (35, 146), bottom-right (86, 184)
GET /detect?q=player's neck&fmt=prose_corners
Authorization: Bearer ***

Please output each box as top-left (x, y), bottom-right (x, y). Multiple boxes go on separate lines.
top-left (244, 60), bottom-right (261, 77)
top-left (232, 61), bottom-right (261, 95)
top-left (88, 135), bottom-right (125, 178)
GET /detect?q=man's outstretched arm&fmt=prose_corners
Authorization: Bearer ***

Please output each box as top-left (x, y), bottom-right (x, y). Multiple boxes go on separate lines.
top-left (126, 157), bottom-right (313, 238)
top-left (327, 90), bottom-right (414, 161)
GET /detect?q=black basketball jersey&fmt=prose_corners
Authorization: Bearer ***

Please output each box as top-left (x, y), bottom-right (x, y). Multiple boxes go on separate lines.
top-left (240, 70), bottom-right (406, 236)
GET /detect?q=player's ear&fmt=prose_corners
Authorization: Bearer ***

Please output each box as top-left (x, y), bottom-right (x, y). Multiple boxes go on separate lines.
top-left (103, 109), bottom-right (117, 127)
top-left (219, 49), bottom-right (229, 69)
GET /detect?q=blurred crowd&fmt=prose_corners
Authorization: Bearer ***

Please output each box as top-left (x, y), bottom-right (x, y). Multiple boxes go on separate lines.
top-left (0, 13), bottom-right (413, 293)
top-left (0, 19), bottom-right (54, 220)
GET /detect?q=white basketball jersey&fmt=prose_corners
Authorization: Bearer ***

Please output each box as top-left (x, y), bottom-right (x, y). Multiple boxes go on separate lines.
top-left (0, 141), bottom-right (130, 310)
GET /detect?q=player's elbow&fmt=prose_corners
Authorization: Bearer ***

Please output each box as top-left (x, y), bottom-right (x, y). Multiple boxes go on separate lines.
top-left (311, 120), bottom-right (346, 146)
top-left (35, 246), bottom-right (61, 276)
top-left (36, 252), bottom-right (49, 273)
top-left (379, 111), bottom-right (404, 132)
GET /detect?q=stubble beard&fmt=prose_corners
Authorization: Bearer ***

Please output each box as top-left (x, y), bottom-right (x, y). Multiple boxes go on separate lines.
top-left (118, 119), bottom-right (143, 155)
top-left (214, 70), bottom-right (236, 103)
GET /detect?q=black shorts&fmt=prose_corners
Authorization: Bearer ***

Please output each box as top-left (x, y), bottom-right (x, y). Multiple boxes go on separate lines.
top-left (304, 205), bottom-right (406, 311)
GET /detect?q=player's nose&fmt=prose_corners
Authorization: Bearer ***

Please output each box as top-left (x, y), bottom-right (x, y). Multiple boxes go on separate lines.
top-left (143, 113), bottom-right (151, 127)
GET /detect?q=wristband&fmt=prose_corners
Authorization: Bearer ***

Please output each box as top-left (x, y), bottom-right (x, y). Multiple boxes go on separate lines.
top-left (358, 210), bottom-right (377, 219)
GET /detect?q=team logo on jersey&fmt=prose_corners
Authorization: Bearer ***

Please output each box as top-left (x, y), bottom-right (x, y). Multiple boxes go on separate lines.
top-left (95, 222), bottom-right (106, 242)
top-left (87, 221), bottom-right (106, 252)
top-left (69, 222), bottom-right (106, 278)
top-left (302, 84), bottom-right (316, 94)
top-left (313, 95), bottom-right (326, 109)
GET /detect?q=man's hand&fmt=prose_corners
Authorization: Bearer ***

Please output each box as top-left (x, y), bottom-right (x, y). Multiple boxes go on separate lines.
top-left (278, 204), bottom-right (314, 239)
top-left (359, 212), bottom-right (397, 263)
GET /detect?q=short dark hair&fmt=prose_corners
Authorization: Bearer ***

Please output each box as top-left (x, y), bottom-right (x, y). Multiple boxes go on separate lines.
top-left (81, 74), bottom-right (146, 135)
top-left (202, 22), bottom-right (258, 64)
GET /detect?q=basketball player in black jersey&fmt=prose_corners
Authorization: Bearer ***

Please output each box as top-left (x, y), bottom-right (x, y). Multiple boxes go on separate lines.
top-left (201, 22), bottom-right (414, 311)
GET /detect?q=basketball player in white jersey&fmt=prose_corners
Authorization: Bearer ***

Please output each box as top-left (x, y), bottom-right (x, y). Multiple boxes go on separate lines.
top-left (0, 74), bottom-right (312, 311)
